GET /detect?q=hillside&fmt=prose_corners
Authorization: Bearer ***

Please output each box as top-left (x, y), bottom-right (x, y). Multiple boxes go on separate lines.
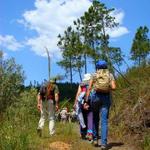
top-left (0, 65), bottom-right (150, 150)
top-left (109, 65), bottom-right (150, 150)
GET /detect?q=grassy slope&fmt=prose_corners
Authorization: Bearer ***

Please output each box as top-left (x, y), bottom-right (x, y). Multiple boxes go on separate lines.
top-left (0, 66), bottom-right (150, 150)
top-left (0, 88), bottom-right (95, 150)
top-left (109, 65), bottom-right (150, 150)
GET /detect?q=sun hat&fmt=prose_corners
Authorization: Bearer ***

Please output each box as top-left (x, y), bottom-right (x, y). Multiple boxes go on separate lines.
top-left (83, 73), bottom-right (91, 82)
top-left (96, 60), bottom-right (107, 69)
top-left (49, 78), bottom-right (56, 83)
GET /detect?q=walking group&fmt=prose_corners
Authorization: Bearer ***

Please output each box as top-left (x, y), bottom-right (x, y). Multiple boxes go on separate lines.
top-left (73, 60), bottom-right (116, 150)
top-left (36, 59), bottom-right (116, 150)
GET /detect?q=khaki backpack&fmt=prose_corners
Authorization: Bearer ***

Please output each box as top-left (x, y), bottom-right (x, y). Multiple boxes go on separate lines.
top-left (46, 83), bottom-right (55, 100)
top-left (93, 69), bottom-right (110, 92)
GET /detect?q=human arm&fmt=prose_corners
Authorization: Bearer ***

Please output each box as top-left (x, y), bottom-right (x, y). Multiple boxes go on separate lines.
top-left (73, 85), bottom-right (81, 109)
top-left (85, 79), bottom-right (93, 102)
top-left (110, 74), bottom-right (116, 90)
top-left (55, 93), bottom-right (59, 111)
top-left (37, 93), bottom-right (42, 111)
top-left (110, 80), bottom-right (116, 90)
top-left (54, 84), bottom-right (59, 111)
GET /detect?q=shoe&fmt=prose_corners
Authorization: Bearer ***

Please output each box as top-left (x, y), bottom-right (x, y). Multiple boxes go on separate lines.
top-left (86, 133), bottom-right (93, 141)
top-left (50, 132), bottom-right (55, 136)
top-left (93, 139), bottom-right (98, 146)
top-left (101, 145), bottom-right (107, 150)
top-left (37, 128), bottom-right (42, 137)
top-left (80, 134), bottom-right (86, 140)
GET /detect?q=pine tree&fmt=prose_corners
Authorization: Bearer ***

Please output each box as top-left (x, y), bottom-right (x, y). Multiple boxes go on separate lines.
top-left (131, 26), bottom-right (150, 66)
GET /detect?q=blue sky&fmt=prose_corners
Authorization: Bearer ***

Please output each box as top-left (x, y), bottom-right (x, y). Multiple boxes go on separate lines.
top-left (0, 0), bottom-right (150, 85)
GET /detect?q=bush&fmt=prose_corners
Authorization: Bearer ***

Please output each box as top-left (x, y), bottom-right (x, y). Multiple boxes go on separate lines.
top-left (0, 88), bottom-right (38, 150)
top-left (0, 51), bottom-right (25, 113)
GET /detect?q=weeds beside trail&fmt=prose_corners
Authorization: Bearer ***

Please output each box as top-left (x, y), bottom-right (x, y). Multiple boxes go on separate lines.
top-left (0, 110), bottom-right (142, 150)
top-left (31, 122), bottom-right (96, 150)
top-left (28, 121), bottom-right (139, 150)
top-left (0, 85), bottom-right (149, 150)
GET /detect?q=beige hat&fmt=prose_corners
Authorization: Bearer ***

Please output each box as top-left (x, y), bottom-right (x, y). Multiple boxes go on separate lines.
top-left (49, 78), bottom-right (56, 83)
top-left (83, 73), bottom-right (91, 82)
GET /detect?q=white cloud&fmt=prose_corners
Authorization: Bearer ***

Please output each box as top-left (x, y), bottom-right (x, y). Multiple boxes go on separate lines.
top-left (107, 26), bottom-right (129, 38)
top-left (3, 52), bottom-right (8, 60)
top-left (21, 0), bottom-right (129, 58)
top-left (26, 35), bottom-right (62, 58)
top-left (108, 10), bottom-right (129, 38)
top-left (111, 9), bottom-right (125, 25)
top-left (21, 0), bottom-right (92, 58)
top-left (0, 35), bottom-right (23, 51)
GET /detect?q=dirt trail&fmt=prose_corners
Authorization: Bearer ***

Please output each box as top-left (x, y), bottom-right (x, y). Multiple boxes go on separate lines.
top-left (98, 137), bottom-right (138, 150)
top-left (49, 141), bottom-right (71, 150)
top-left (48, 139), bottom-right (138, 150)
top-left (45, 123), bottom-right (139, 150)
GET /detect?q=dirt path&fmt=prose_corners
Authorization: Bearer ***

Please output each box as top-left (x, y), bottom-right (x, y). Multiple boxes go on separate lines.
top-left (49, 141), bottom-right (71, 150)
top-left (38, 123), bottom-right (139, 150)
top-left (83, 138), bottom-right (138, 150)
top-left (48, 138), bottom-right (138, 150)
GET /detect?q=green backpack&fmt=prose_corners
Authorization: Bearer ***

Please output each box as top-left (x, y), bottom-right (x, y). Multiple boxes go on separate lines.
top-left (93, 69), bottom-right (110, 92)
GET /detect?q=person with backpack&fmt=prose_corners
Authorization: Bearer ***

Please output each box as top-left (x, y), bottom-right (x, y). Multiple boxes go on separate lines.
top-left (37, 78), bottom-right (59, 137)
top-left (74, 73), bottom-right (94, 140)
top-left (86, 60), bottom-right (116, 150)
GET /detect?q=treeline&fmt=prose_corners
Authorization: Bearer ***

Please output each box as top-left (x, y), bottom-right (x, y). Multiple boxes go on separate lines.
top-left (0, 49), bottom-right (78, 114)
top-left (26, 82), bottom-right (79, 102)
top-left (57, 0), bottom-right (150, 84)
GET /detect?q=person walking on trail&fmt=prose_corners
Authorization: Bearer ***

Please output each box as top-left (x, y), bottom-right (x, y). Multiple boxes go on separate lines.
top-left (60, 107), bottom-right (68, 123)
top-left (69, 109), bottom-right (77, 122)
top-left (74, 73), bottom-right (93, 140)
top-left (86, 60), bottom-right (116, 150)
top-left (37, 79), bottom-right (59, 137)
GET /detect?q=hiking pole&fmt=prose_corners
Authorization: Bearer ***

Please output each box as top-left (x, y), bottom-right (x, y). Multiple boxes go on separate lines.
top-left (112, 65), bottom-right (131, 86)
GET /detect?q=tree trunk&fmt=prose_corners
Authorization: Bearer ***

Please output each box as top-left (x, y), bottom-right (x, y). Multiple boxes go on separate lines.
top-left (45, 47), bottom-right (51, 81)
top-left (69, 56), bottom-right (73, 88)
top-left (78, 67), bottom-right (82, 82)
top-left (84, 54), bottom-right (87, 74)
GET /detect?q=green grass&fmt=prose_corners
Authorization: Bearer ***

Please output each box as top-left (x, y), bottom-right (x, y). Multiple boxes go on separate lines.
top-left (28, 121), bottom-right (96, 150)
top-left (1, 65), bottom-right (150, 150)
top-left (0, 110), bottom-right (96, 150)
top-left (141, 135), bottom-right (150, 150)
top-left (0, 87), bottom-right (96, 150)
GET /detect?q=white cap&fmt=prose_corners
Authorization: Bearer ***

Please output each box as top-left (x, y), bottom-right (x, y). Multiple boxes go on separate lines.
top-left (83, 73), bottom-right (91, 82)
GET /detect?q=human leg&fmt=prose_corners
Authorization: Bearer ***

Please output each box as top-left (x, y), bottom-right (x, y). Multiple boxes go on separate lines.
top-left (87, 111), bottom-right (93, 141)
top-left (80, 109), bottom-right (87, 139)
top-left (91, 92), bottom-right (101, 142)
top-left (77, 103), bottom-right (86, 128)
top-left (37, 101), bottom-right (47, 137)
top-left (37, 101), bottom-right (46, 129)
top-left (100, 106), bottom-right (109, 146)
top-left (48, 100), bottom-right (55, 135)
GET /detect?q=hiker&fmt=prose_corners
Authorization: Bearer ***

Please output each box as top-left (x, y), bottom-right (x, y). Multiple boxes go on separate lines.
top-left (37, 79), bottom-right (59, 137)
top-left (70, 109), bottom-right (77, 122)
top-left (60, 107), bottom-right (68, 123)
top-left (55, 109), bottom-right (61, 122)
top-left (86, 60), bottom-right (116, 150)
top-left (74, 73), bottom-right (93, 140)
